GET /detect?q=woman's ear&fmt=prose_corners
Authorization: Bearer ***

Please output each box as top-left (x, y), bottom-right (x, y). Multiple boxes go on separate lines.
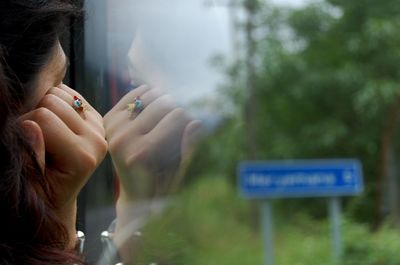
top-left (21, 120), bottom-right (45, 174)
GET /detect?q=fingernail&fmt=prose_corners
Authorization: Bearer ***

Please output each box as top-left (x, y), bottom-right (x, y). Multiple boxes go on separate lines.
top-left (188, 120), bottom-right (203, 137)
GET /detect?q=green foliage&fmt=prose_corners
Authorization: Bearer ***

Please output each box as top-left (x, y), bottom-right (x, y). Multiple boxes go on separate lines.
top-left (185, 118), bottom-right (244, 186)
top-left (136, 176), bottom-right (262, 265)
top-left (342, 220), bottom-right (400, 265)
top-left (188, 0), bottom-right (400, 224)
top-left (135, 177), bottom-right (400, 265)
top-left (116, 0), bottom-right (400, 263)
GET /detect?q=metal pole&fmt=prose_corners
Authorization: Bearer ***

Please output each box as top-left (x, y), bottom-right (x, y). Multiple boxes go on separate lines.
top-left (329, 197), bottom-right (342, 264)
top-left (261, 200), bottom-right (274, 265)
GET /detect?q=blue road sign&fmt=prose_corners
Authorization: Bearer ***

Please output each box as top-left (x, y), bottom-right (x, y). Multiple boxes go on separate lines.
top-left (239, 159), bottom-right (363, 199)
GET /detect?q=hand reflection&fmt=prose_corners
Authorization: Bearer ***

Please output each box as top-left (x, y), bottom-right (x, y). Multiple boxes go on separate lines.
top-left (104, 85), bottom-right (201, 264)
top-left (104, 85), bottom-right (201, 200)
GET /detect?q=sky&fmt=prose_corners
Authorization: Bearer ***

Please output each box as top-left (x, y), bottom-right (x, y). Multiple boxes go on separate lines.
top-left (271, 0), bottom-right (307, 7)
top-left (121, 0), bottom-right (233, 106)
top-left (106, 0), bottom-right (307, 119)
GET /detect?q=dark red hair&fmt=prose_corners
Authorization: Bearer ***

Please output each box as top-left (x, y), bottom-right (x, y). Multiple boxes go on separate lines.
top-left (0, 1), bottom-right (85, 264)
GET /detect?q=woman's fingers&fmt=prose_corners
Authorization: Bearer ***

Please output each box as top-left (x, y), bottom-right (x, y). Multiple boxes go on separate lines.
top-left (48, 86), bottom-right (73, 104)
top-left (146, 108), bottom-right (190, 165)
top-left (116, 107), bottom-right (190, 172)
top-left (113, 85), bottom-right (151, 111)
top-left (123, 108), bottom-right (191, 195)
top-left (58, 84), bottom-right (93, 110)
top-left (133, 94), bottom-right (176, 134)
top-left (17, 84), bottom-right (108, 211)
top-left (21, 107), bottom-right (108, 208)
top-left (55, 84), bottom-right (105, 137)
top-left (104, 85), bottom-right (203, 199)
top-left (50, 84), bottom-right (107, 161)
top-left (147, 108), bottom-right (191, 157)
top-left (24, 85), bottom-right (108, 175)
top-left (37, 93), bottom-right (86, 135)
top-left (181, 120), bottom-right (203, 156)
top-left (20, 120), bottom-right (46, 174)
top-left (104, 88), bottom-right (166, 137)
top-left (21, 108), bottom-right (86, 176)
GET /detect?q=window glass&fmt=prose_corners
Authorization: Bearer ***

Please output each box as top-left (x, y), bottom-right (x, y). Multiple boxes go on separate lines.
top-left (83, 1), bottom-right (400, 264)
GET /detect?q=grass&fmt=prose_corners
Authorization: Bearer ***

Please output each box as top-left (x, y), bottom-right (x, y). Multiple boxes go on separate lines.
top-left (132, 176), bottom-right (400, 265)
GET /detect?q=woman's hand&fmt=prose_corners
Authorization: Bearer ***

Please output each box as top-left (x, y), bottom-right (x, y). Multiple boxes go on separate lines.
top-left (104, 85), bottom-right (201, 200)
top-left (19, 84), bottom-right (108, 246)
top-left (104, 85), bottom-right (201, 264)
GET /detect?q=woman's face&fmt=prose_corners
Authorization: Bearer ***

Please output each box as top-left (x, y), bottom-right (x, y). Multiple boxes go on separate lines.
top-left (19, 40), bottom-right (108, 248)
top-left (127, 29), bottom-right (167, 89)
top-left (27, 41), bottom-right (68, 110)
top-left (21, 39), bottom-right (108, 215)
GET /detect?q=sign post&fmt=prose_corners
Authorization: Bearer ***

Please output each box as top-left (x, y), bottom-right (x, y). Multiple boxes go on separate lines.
top-left (239, 159), bottom-right (363, 265)
top-left (261, 200), bottom-right (274, 265)
top-left (329, 197), bottom-right (342, 263)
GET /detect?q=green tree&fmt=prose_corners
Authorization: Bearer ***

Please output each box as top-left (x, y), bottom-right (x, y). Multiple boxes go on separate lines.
top-left (189, 0), bottom-right (400, 227)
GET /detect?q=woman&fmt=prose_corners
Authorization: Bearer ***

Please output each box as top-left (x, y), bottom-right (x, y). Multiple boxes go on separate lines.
top-left (0, 0), bottom-right (199, 264)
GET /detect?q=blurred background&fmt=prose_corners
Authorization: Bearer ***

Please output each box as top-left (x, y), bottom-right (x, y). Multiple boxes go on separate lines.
top-left (62, 0), bottom-right (400, 264)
